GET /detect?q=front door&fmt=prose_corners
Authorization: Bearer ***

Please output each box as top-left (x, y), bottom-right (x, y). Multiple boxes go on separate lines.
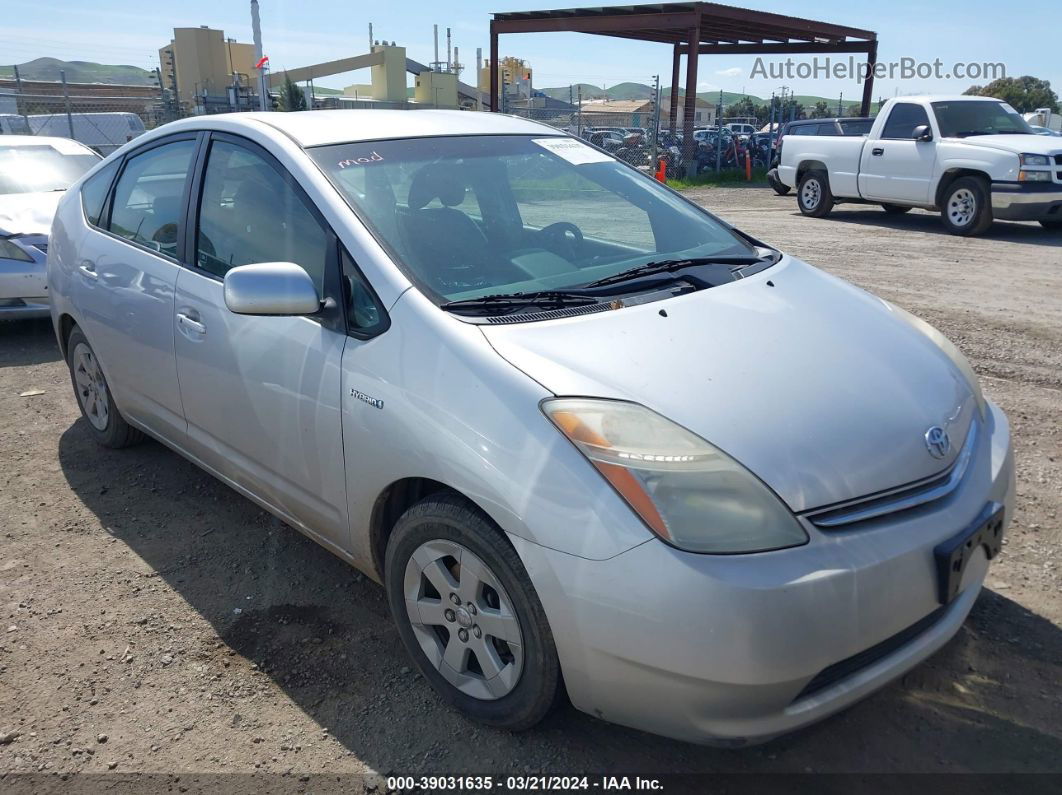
top-left (859, 102), bottom-right (937, 203)
top-left (172, 134), bottom-right (349, 552)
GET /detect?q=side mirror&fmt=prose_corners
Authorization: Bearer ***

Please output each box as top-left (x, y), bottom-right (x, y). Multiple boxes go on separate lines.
top-left (912, 124), bottom-right (933, 142)
top-left (223, 262), bottom-right (320, 316)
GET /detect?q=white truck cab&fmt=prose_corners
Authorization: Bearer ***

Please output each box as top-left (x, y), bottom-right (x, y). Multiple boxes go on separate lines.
top-left (778, 95), bottom-right (1062, 235)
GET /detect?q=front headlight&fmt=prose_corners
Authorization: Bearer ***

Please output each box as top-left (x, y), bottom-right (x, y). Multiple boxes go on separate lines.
top-left (0, 238), bottom-right (35, 263)
top-left (542, 398), bottom-right (808, 554)
top-left (883, 300), bottom-right (986, 418)
top-left (1019, 170), bottom-right (1051, 182)
top-left (1019, 153), bottom-right (1050, 166)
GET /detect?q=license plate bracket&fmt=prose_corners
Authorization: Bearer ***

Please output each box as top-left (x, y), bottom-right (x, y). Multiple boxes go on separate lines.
top-left (934, 502), bottom-right (1005, 605)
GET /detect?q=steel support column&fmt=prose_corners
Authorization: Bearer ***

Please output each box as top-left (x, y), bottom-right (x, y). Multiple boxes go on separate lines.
top-left (860, 41), bottom-right (878, 117)
top-left (489, 21), bottom-right (499, 112)
top-left (681, 20), bottom-right (701, 164)
top-left (669, 43), bottom-right (681, 134)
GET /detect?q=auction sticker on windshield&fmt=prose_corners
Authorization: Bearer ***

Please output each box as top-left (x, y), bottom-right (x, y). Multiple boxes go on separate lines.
top-left (533, 137), bottom-right (613, 165)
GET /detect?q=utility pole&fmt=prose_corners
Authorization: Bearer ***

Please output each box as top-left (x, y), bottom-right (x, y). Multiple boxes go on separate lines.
top-left (13, 64), bottom-right (30, 130)
top-left (60, 69), bottom-right (74, 139)
top-left (650, 73), bottom-right (661, 168)
top-left (475, 48), bottom-right (483, 111)
top-left (715, 88), bottom-right (723, 174)
top-left (251, 0), bottom-right (268, 111)
top-left (838, 92), bottom-right (843, 117)
top-left (576, 86), bottom-right (582, 137)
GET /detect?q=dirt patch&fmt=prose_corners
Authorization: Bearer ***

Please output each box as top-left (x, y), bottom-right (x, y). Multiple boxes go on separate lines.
top-left (1, 190), bottom-right (1059, 781)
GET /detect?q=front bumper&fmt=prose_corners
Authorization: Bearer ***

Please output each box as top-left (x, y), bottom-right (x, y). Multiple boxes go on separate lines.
top-left (991, 182), bottom-right (1062, 221)
top-left (0, 236), bottom-right (49, 319)
top-left (515, 401), bottom-right (1014, 745)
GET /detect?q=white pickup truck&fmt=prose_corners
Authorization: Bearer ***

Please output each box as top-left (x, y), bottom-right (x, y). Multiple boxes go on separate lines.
top-left (778, 95), bottom-right (1062, 235)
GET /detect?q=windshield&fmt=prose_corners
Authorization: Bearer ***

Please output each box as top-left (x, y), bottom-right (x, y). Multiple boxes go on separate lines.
top-left (0, 143), bottom-right (101, 195)
top-left (309, 135), bottom-right (756, 305)
top-left (932, 101), bottom-right (1033, 138)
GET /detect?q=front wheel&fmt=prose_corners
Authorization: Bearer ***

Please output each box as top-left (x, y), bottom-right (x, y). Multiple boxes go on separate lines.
top-left (66, 327), bottom-right (143, 448)
top-left (797, 170), bottom-right (833, 217)
top-left (385, 494), bottom-right (561, 731)
top-left (941, 176), bottom-right (993, 236)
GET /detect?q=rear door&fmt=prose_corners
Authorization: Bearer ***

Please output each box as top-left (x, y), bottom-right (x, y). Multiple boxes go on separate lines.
top-left (859, 102), bottom-right (937, 203)
top-left (172, 132), bottom-right (350, 552)
top-left (72, 134), bottom-right (199, 441)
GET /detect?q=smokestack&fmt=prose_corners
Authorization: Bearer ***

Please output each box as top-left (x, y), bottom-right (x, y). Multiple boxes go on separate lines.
top-left (250, 0), bottom-right (267, 111)
top-left (433, 24), bottom-right (439, 72)
top-left (368, 22), bottom-right (373, 52)
top-left (476, 47), bottom-right (483, 111)
top-left (454, 46), bottom-right (459, 77)
top-left (446, 27), bottom-right (452, 71)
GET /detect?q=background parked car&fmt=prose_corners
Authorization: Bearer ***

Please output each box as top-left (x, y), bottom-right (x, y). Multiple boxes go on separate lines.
top-left (0, 135), bottom-right (101, 318)
top-left (26, 112), bottom-right (146, 156)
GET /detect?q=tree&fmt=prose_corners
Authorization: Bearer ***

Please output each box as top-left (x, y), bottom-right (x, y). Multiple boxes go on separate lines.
top-left (964, 76), bottom-right (1058, 113)
top-left (726, 96), bottom-right (758, 120)
top-left (810, 101), bottom-right (831, 119)
top-left (278, 72), bottom-right (307, 112)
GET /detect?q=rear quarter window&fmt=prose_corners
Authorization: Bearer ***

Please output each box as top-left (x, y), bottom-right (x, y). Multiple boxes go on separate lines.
top-left (79, 160), bottom-right (120, 228)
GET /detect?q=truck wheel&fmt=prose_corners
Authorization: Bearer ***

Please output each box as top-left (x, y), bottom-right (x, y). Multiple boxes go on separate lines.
top-left (881, 204), bottom-right (912, 214)
top-left (797, 170), bottom-right (833, 217)
top-left (941, 177), bottom-right (993, 236)
top-left (767, 169), bottom-right (790, 195)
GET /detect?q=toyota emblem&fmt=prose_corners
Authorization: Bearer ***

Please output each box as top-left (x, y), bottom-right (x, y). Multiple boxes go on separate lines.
top-left (924, 426), bottom-right (951, 459)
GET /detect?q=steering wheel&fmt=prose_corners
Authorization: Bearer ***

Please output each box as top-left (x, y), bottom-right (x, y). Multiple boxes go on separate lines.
top-left (538, 221), bottom-right (584, 261)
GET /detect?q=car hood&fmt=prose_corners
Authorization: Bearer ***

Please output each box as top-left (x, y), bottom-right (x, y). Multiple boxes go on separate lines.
top-left (0, 191), bottom-right (63, 237)
top-left (480, 256), bottom-right (977, 513)
top-left (949, 134), bottom-right (1062, 155)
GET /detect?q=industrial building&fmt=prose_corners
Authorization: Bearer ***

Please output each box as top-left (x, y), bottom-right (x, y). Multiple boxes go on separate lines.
top-left (158, 26), bottom-right (258, 113)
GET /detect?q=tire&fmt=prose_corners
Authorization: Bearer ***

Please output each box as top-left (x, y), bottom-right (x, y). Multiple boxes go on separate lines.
top-left (940, 176), bottom-right (993, 236)
top-left (797, 170), bottom-right (833, 217)
top-left (1040, 219), bottom-right (1062, 230)
top-left (385, 493), bottom-right (561, 731)
top-left (66, 326), bottom-right (144, 449)
top-left (767, 169), bottom-right (790, 196)
top-left (881, 203), bottom-right (912, 214)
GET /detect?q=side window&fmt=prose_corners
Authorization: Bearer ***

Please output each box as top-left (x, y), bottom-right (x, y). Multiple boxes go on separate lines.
top-left (881, 103), bottom-right (930, 140)
top-left (108, 140), bottom-right (196, 258)
top-left (80, 160), bottom-right (120, 228)
top-left (196, 139), bottom-right (329, 294)
top-left (789, 125), bottom-right (816, 136)
top-left (816, 123), bottom-right (839, 136)
top-left (341, 248), bottom-right (388, 337)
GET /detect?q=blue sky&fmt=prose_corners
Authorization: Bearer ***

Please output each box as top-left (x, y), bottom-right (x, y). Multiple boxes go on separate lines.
top-left (2, 0), bottom-right (1058, 101)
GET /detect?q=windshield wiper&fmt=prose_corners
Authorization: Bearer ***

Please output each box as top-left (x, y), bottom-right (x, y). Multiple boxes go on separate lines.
top-left (582, 255), bottom-right (764, 289)
top-left (440, 290), bottom-right (601, 315)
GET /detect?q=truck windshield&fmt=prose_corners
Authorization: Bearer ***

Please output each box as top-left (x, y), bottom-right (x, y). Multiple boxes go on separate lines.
top-left (0, 144), bottom-right (100, 195)
top-left (309, 135), bottom-right (757, 305)
top-left (932, 101), bottom-right (1033, 138)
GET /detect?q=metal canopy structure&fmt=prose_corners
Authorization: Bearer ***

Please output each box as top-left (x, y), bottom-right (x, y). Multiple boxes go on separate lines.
top-left (490, 2), bottom-right (877, 153)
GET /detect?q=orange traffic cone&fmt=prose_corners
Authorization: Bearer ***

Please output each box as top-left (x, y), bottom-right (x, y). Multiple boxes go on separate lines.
top-left (655, 158), bottom-right (667, 183)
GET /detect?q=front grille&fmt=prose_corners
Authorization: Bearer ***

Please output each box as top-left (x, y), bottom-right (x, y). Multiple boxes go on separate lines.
top-left (792, 604), bottom-right (949, 702)
top-left (805, 421), bottom-right (977, 529)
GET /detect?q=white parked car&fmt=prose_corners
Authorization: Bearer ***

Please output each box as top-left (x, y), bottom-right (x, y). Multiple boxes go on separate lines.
top-left (778, 95), bottom-right (1062, 235)
top-left (1, 135), bottom-right (100, 318)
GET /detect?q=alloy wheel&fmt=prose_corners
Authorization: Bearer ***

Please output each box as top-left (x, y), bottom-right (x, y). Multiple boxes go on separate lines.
top-left (403, 539), bottom-right (524, 700)
top-left (948, 188), bottom-right (976, 227)
top-left (72, 342), bottom-right (110, 431)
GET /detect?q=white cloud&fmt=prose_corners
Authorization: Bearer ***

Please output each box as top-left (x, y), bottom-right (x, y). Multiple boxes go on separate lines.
top-left (715, 67), bottom-right (743, 77)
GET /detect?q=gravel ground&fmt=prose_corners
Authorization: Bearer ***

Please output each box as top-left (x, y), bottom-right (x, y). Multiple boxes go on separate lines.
top-left (1, 187), bottom-right (1059, 788)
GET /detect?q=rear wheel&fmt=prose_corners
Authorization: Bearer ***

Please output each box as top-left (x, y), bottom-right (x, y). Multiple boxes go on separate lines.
top-left (66, 327), bottom-right (143, 448)
top-left (797, 170), bottom-right (833, 217)
top-left (881, 203), bottom-right (912, 214)
top-left (941, 176), bottom-right (993, 236)
top-left (385, 494), bottom-right (561, 731)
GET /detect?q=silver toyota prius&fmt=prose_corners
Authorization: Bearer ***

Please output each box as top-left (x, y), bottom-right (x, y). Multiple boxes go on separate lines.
top-left (47, 110), bottom-right (1014, 745)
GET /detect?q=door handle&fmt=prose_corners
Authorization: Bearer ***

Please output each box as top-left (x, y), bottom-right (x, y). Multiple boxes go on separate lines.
top-left (177, 311), bottom-right (206, 334)
top-left (871, 147), bottom-right (884, 156)
top-left (78, 261), bottom-right (98, 280)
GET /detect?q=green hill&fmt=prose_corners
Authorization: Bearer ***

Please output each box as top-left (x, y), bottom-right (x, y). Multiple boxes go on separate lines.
top-left (0, 58), bottom-right (156, 85)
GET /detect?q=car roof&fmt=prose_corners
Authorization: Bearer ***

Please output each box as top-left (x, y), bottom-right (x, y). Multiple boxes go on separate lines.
top-left (0, 134), bottom-right (91, 147)
top-left (156, 109), bottom-right (563, 148)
